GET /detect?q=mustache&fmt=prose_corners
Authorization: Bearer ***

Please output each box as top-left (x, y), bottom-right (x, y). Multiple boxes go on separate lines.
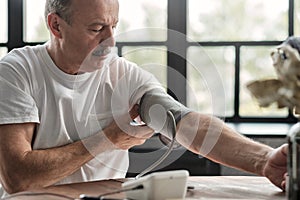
top-left (92, 46), bottom-right (112, 56)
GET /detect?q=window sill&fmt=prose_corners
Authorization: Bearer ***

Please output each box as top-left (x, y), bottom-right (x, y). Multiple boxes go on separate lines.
top-left (226, 122), bottom-right (293, 137)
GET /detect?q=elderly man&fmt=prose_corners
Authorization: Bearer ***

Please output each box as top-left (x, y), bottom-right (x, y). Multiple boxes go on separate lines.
top-left (0, 0), bottom-right (287, 198)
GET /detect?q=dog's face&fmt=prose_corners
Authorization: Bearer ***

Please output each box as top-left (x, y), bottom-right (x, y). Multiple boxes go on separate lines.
top-left (246, 36), bottom-right (300, 112)
top-left (271, 43), bottom-right (300, 87)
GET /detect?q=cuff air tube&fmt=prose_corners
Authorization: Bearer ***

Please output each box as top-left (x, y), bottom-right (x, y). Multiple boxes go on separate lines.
top-left (139, 88), bottom-right (192, 139)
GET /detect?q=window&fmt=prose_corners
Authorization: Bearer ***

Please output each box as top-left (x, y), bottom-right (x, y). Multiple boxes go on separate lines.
top-left (118, 0), bottom-right (167, 42)
top-left (0, 0), bottom-right (7, 59)
top-left (0, 0), bottom-right (7, 43)
top-left (0, 48), bottom-right (7, 59)
top-left (3, 0), bottom-right (299, 124)
top-left (296, 0), bottom-right (300, 36)
top-left (239, 46), bottom-right (288, 117)
top-left (187, 0), bottom-right (288, 41)
top-left (122, 46), bottom-right (167, 86)
top-left (24, 0), bottom-right (48, 42)
top-left (117, 0), bottom-right (168, 89)
top-left (187, 0), bottom-right (295, 123)
top-left (187, 46), bottom-right (235, 117)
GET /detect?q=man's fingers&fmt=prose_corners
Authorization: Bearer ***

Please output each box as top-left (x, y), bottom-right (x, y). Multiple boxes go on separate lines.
top-left (128, 125), bottom-right (154, 139)
top-left (129, 104), bottom-right (139, 119)
top-left (280, 143), bottom-right (288, 156)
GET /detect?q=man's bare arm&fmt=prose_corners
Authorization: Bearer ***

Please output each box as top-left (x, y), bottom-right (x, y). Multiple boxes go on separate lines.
top-left (177, 113), bottom-right (268, 173)
top-left (0, 107), bottom-right (154, 194)
top-left (0, 122), bottom-right (105, 194)
top-left (176, 112), bottom-right (286, 190)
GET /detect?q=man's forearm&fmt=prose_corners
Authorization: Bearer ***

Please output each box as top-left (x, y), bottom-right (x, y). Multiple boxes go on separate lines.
top-left (21, 140), bottom-right (94, 189)
top-left (206, 127), bottom-right (273, 176)
top-left (0, 128), bottom-right (113, 194)
top-left (176, 112), bottom-right (273, 176)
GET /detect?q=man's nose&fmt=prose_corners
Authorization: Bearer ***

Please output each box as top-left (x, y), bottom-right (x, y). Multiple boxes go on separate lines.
top-left (101, 26), bottom-right (115, 47)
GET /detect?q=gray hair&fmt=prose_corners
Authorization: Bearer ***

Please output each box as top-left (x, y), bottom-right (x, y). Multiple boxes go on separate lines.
top-left (45, 0), bottom-right (73, 25)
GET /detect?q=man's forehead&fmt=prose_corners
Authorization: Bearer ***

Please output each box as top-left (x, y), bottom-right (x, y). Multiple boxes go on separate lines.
top-left (71, 0), bottom-right (119, 21)
top-left (71, 0), bottom-right (119, 10)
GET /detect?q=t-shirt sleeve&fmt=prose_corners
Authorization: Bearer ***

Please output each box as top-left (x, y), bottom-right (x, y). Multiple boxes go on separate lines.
top-left (0, 64), bottom-right (39, 125)
top-left (128, 65), bottom-right (164, 107)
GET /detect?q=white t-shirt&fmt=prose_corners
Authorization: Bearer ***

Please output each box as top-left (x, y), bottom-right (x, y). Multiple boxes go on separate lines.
top-left (0, 43), bottom-right (160, 196)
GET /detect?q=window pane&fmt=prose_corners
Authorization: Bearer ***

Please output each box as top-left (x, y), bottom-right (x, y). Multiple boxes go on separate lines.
top-left (24, 0), bottom-right (49, 42)
top-left (117, 0), bottom-right (167, 42)
top-left (188, 0), bottom-right (289, 41)
top-left (0, 47), bottom-right (8, 59)
top-left (122, 46), bottom-right (167, 87)
top-left (296, 0), bottom-right (300, 36)
top-left (187, 46), bottom-right (235, 117)
top-left (0, 0), bottom-right (8, 43)
top-left (240, 46), bottom-right (288, 117)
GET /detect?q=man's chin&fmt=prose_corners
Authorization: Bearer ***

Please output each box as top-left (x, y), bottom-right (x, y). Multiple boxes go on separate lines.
top-left (79, 54), bottom-right (113, 73)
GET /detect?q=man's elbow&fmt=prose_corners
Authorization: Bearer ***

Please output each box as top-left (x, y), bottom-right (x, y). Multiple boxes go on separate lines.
top-left (0, 172), bottom-right (36, 194)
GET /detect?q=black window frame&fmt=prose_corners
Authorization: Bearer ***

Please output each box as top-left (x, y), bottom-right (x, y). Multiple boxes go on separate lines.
top-left (1, 0), bottom-right (298, 125)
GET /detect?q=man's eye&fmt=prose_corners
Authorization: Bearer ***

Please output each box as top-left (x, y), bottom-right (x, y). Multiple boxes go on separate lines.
top-left (92, 29), bottom-right (102, 32)
top-left (91, 27), bottom-right (103, 32)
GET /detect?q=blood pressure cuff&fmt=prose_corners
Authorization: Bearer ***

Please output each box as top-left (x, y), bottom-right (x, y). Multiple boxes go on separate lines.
top-left (139, 88), bottom-right (192, 138)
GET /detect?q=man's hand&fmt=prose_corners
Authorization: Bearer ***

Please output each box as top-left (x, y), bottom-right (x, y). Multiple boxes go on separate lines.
top-left (103, 105), bottom-right (154, 150)
top-left (263, 144), bottom-right (288, 190)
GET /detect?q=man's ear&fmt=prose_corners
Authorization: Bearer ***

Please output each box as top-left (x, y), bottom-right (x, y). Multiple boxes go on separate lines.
top-left (47, 13), bottom-right (62, 38)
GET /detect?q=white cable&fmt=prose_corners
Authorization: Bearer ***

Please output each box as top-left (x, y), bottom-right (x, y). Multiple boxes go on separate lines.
top-left (135, 110), bottom-right (177, 179)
